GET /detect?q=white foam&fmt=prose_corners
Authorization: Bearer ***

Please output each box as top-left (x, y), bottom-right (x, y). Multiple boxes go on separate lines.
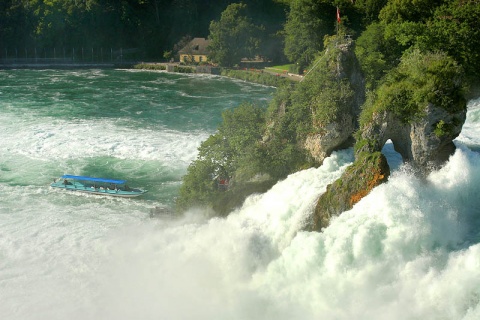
top-left (456, 97), bottom-right (480, 148)
top-left (2, 89), bottom-right (480, 320)
top-left (0, 113), bottom-right (208, 167)
top-left (2, 142), bottom-right (480, 320)
top-left (253, 147), bottom-right (480, 319)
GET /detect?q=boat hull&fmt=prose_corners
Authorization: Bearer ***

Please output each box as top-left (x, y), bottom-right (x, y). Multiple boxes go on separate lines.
top-left (50, 181), bottom-right (147, 198)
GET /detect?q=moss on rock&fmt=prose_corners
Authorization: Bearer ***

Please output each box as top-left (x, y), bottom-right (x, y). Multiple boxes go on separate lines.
top-left (306, 152), bottom-right (390, 231)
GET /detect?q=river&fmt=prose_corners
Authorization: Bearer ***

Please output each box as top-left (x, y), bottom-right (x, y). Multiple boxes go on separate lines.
top-left (1, 69), bottom-right (479, 319)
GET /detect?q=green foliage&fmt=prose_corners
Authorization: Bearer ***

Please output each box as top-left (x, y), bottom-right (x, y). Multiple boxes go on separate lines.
top-left (177, 103), bottom-right (266, 211)
top-left (220, 68), bottom-right (292, 87)
top-left (0, 0), bottom-right (286, 61)
top-left (434, 120), bottom-right (448, 137)
top-left (360, 49), bottom-right (465, 127)
top-left (208, 3), bottom-right (263, 67)
top-left (289, 45), bottom-right (356, 134)
top-left (283, 0), bottom-right (334, 70)
top-left (355, 23), bottom-right (389, 90)
top-left (352, 0), bottom-right (389, 24)
top-left (378, 0), bottom-right (440, 23)
top-left (133, 63), bottom-right (166, 70)
top-left (421, 1), bottom-right (480, 78)
top-left (374, 0), bottom-right (480, 80)
top-left (176, 157), bottom-right (218, 209)
top-left (174, 65), bottom-right (195, 73)
top-left (433, 115), bottom-right (462, 138)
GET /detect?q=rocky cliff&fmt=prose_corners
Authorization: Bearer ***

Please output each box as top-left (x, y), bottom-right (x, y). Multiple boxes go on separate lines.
top-left (306, 48), bottom-right (467, 231)
top-left (357, 103), bottom-right (466, 175)
top-left (301, 39), bottom-right (365, 164)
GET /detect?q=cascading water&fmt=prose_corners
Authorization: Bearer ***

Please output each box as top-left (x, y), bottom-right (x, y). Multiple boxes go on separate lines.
top-left (1, 69), bottom-right (479, 320)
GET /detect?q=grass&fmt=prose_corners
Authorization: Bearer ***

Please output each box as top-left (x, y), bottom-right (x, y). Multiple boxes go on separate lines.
top-left (265, 64), bottom-right (294, 73)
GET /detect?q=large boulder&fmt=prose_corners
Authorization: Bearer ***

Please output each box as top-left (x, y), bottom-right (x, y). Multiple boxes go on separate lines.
top-left (306, 151), bottom-right (390, 231)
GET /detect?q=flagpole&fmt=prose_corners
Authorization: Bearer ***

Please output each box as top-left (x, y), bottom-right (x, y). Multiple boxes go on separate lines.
top-left (336, 7), bottom-right (341, 35)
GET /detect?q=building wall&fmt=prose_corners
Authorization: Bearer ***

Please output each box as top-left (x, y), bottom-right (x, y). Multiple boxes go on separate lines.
top-left (180, 54), bottom-right (208, 63)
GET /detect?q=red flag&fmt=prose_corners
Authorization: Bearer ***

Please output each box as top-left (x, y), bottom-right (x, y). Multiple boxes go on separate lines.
top-left (337, 7), bottom-right (341, 23)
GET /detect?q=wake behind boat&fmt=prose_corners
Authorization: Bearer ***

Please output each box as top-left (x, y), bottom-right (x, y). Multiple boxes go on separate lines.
top-left (51, 174), bottom-right (147, 198)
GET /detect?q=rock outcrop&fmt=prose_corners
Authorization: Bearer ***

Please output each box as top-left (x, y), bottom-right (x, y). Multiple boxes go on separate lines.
top-left (357, 103), bottom-right (466, 175)
top-left (301, 39), bottom-right (365, 164)
top-left (307, 49), bottom-right (467, 232)
top-left (305, 151), bottom-right (390, 231)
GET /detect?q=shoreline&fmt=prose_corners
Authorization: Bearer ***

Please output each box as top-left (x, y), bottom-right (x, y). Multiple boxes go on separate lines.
top-left (0, 61), bottom-right (300, 87)
top-left (0, 62), bottom-right (130, 69)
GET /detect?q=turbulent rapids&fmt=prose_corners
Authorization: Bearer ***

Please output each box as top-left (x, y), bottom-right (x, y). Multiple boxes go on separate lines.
top-left (1, 70), bottom-right (480, 320)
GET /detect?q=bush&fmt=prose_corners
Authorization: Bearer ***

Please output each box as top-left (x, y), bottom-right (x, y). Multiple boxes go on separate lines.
top-left (221, 68), bottom-right (292, 87)
top-left (133, 63), bottom-right (166, 70)
top-left (177, 103), bottom-right (267, 211)
top-left (360, 49), bottom-right (466, 127)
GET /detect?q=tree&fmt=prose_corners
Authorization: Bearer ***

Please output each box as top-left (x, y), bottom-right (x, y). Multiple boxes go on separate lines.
top-left (283, 0), bottom-right (334, 72)
top-left (208, 3), bottom-right (263, 67)
top-left (422, 1), bottom-right (480, 78)
top-left (355, 22), bottom-right (401, 90)
top-left (360, 49), bottom-right (466, 127)
top-left (177, 103), bottom-right (266, 210)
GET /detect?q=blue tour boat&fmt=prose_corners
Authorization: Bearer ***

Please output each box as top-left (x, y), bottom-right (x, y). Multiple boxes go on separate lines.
top-left (51, 174), bottom-right (147, 198)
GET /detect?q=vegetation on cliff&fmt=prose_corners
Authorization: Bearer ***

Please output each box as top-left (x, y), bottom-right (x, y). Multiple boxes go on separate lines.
top-left (177, 103), bottom-right (264, 212)
top-left (177, 102), bottom-right (311, 214)
top-left (359, 49), bottom-right (466, 129)
top-left (178, 0), bottom-right (478, 218)
top-left (2, 1), bottom-right (476, 220)
top-left (307, 151), bottom-right (390, 231)
top-left (220, 69), bottom-right (292, 87)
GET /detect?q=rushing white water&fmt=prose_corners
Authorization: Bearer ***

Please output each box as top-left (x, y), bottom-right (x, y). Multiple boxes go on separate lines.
top-left (1, 70), bottom-right (479, 319)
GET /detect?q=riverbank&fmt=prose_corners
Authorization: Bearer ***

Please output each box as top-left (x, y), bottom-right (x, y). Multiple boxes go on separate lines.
top-left (0, 60), bottom-right (301, 87)
top-left (220, 68), bottom-right (301, 86)
top-left (133, 62), bottom-right (301, 87)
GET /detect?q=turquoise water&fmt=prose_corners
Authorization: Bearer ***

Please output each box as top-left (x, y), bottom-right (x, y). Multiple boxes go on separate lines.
top-left (0, 69), bottom-right (274, 207)
top-left (1, 69), bottom-right (480, 320)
